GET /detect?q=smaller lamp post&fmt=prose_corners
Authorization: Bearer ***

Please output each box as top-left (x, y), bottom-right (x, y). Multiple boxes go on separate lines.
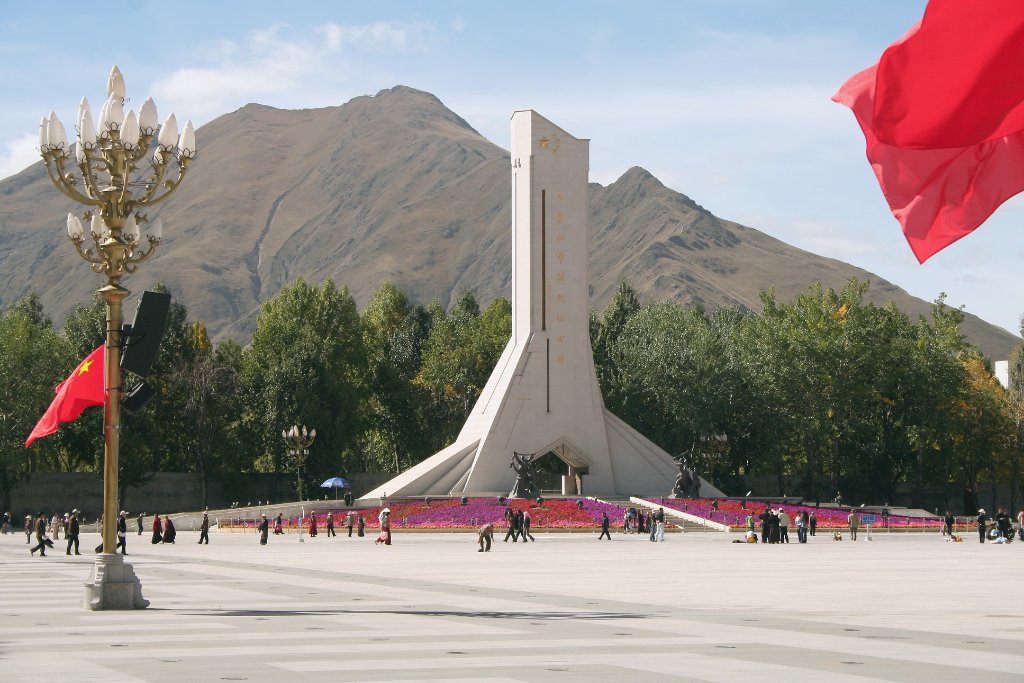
top-left (283, 425), bottom-right (316, 502)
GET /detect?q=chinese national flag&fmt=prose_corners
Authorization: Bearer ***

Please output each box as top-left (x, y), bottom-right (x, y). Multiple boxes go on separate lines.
top-left (833, 0), bottom-right (1024, 263)
top-left (872, 0), bottom-right (1024, 149)
top-left (25, 345), bottom-right (105, 447)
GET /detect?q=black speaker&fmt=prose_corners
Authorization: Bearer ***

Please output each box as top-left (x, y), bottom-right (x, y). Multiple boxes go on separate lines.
top-left (122, 382), bottom-right (156, 413)
top-left (121, 291), bottom-right (171, 377)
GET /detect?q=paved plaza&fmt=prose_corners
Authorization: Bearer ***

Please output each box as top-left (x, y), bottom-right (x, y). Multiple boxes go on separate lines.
top-left (1, 527), bottom-right (1022, 682)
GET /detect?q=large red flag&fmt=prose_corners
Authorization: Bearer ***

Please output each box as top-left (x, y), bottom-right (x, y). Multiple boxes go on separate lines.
top-left (872, 0), bottom-right (1024, 149)
top-left (833, 3), bottom-right (1024, 263)
top-left (25, 345), bottom-right (105, 447)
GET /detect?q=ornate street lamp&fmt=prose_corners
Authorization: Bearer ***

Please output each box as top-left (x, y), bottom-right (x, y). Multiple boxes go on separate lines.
top-left (283, 424), bottom-right (316, 502)
top-left (39, 66), bottom-right (195, 610)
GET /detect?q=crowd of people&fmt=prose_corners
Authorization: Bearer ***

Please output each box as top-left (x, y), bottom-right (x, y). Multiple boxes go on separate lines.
top-left (1, 509), bottom-right (85, 557)
top-left (742, 507), bottom-right (820, 544)
top-left (972, 508), bottom-right (1024, 543)
top-left (7, 501), bottom-right (1024, 554)
top-left (255, 510), bottom-right (369, 545)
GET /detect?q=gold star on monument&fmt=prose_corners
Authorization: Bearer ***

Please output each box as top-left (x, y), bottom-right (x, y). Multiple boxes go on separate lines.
top-left (538, 137), bottom-right (550, 148)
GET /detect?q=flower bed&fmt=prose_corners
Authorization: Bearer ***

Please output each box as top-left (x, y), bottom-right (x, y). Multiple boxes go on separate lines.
top-left (649, 497), bottom-right (942, 529)
top-left (220, 498), bottom-right (635, 530)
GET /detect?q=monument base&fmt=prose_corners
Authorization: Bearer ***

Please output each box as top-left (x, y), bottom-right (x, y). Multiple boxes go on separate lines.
top-left (83, 553), bottom-right (149, 610)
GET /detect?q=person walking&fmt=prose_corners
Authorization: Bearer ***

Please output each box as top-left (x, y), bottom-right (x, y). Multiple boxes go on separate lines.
top-left (357, 514), bottom-right (365, 537)
top-left (274, 513), bottom-right (284, 535)
top-left (326, 512), bottom-right (336, 537)
top-left (346, 511), bottom-right (355, 537)
top-left (1, 511), bottom-right (10, 534)
top-left (30, 512), bottom-right (49, 557)
top-left (522, 509), bottom-right (535, 542)
top-left (809, 512), bottom-right (817, 537)
top-left (116, 510), bottom-right (128, 554)
top-left (136, 512), bottom-right (144, 536)
top-left (778, 509), bottom-right (790, 544)
top-left (50, 513), bottom-right (62, 540)
top-left (198, 513), bottom-right (210, 544)
top-left (66, 509), bottom-right (81, 555)
top-left (162, 517), bottom-right (177, 543)
top-left (477, 522), bottom-right (494, 551)
top-left (847, 510), bottom-right (860, 541)
top-left (598, 512), bottom-right (611, 540)
top-left (375, 508), bottom-right (391, 545)
top-left (976, 509), bottom-right (988, 543)
top-left (258, 514), bottom-right (269, 545)
top-left (503, 507), bottom-right (519, 543)
top-left (794, 510), bottom-right (805, 543)
top-left (151, 515), bottom-right (163, 544)
top-left (654, 508), bottom-right (666, 542)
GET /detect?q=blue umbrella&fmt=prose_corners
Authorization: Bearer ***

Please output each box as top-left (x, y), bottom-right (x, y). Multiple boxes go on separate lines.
top-left (320, 477), bottom-right (351, 499)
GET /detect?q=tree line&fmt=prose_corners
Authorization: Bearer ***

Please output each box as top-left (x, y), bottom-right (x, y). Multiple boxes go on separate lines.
top-left (3, 277), bottom-right (1021, 513)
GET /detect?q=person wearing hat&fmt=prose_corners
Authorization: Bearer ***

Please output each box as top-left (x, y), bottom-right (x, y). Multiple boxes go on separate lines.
top-left (24, 515), bottom-right (33, 544)
top-left (66, 509), bottom-right (81, 555)
top-left (376, 508), bottom-right (391, 545)
top-left (116, 511), bottom-right (128, 554)
top-left (976, 508), bottom-right (988, 543)
top-left (258, 514), bottom-right (269, 545)
top-left (198, 512), bottom-right (210, 545)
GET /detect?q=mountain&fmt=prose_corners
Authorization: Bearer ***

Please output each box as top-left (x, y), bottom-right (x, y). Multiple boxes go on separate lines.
top-left (0, 85), bottom-right (1018, 359)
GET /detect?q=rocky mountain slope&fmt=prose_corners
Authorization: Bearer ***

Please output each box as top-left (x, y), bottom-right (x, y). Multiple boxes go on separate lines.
top-left (0, 86), bottom-right (1017, 358)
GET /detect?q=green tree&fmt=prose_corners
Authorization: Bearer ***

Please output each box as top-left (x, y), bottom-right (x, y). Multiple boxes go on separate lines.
top-left (1, 294), bottom-right (74, 509)
top-left (244, 278), bottom-right (368, 493)
top-left (416, 293), bottom-right (511, 456)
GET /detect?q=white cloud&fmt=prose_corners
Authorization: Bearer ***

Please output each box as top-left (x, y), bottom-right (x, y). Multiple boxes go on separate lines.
top-left (0, 132), bottom-right (38, 180)
top-left (151, 21), bottom-right (437, 123)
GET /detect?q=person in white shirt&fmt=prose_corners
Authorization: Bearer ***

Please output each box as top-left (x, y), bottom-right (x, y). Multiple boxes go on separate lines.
top-left (778, 509), bottom-right (790, 543)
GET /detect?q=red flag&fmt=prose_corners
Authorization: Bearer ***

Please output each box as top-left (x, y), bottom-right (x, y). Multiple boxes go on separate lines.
top-left (833, 7), bottom-right (1024, 263)
top-left (25, 345), bottom-right (105, 447)
top-left (872, 0), bottom-right (1024, 149)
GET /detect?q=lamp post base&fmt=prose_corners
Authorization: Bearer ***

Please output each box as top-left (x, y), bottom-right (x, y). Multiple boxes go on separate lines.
top-left (83, 553), bottom-right (149, 610)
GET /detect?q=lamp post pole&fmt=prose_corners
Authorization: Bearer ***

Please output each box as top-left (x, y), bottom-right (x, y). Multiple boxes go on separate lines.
top-left (283, 424), bottom-right (316, 538)
top-left (39, 66), bottom-right (195, 610)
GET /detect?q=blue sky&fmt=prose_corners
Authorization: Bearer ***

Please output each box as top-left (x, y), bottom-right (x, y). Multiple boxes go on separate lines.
top-left (2, 1), bottom-right (1021, 339)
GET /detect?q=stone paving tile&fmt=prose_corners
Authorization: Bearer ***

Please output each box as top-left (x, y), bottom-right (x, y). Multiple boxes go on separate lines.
top-left (0, 529), bottom-right (1021, 682)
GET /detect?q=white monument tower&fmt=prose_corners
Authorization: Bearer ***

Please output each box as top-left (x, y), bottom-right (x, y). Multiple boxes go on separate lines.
top-left (363, 111), bottom-right (723, 498)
